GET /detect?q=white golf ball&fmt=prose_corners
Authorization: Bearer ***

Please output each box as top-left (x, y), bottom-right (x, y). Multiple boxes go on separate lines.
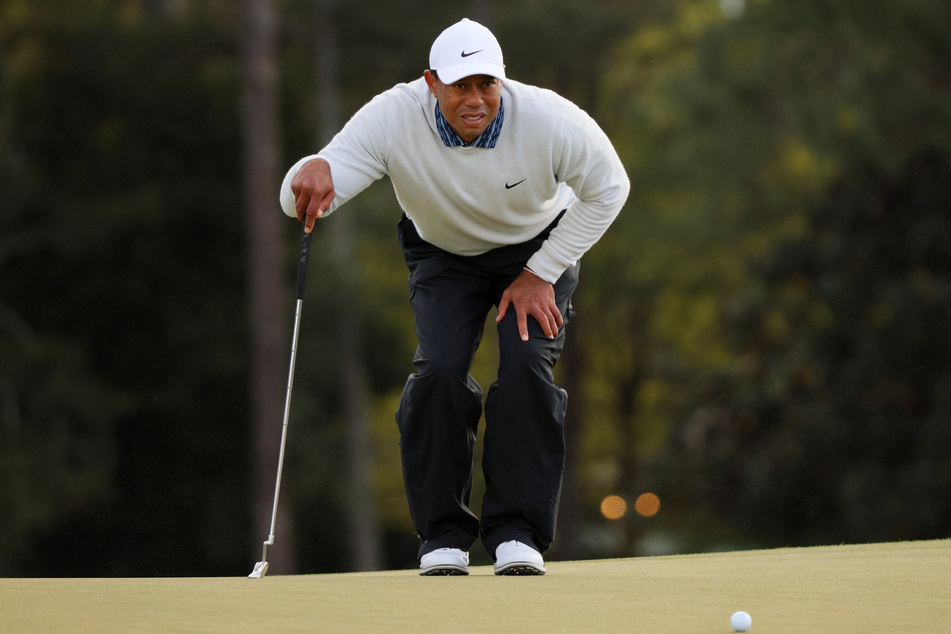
top-left (730, 610), bottom-right (752, 632)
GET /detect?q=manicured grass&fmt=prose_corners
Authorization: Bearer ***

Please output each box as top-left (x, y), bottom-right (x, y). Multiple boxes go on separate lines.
top-left (3, 539), bottom-right (948, 632)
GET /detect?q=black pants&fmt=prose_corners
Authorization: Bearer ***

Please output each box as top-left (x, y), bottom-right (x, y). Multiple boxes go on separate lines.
top-left (395, 213), bottom-right (579, 560)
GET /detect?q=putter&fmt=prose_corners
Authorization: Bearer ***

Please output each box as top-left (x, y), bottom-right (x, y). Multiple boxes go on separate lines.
top-left (249, 226), bottom-right (313, 579)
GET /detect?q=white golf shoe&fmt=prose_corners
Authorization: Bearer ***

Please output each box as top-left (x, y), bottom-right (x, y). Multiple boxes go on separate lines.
top-left (494, 540), bottom-right (546, 575)
top-left (419, 548), bottom-right (470, 576)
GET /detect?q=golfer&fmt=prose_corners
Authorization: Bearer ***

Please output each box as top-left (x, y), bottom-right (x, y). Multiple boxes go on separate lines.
top-left (280, 18), bottom-right (629, 575)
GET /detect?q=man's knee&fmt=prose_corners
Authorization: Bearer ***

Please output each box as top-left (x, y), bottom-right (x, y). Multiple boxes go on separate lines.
top-left (498, 341), bottom-right (562, 386)
top-left (413, 345), bottom-right (475, 380)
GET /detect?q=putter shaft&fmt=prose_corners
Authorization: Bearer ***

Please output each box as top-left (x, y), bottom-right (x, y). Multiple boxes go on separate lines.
top-left (248, 230), bottom-right (312, 579)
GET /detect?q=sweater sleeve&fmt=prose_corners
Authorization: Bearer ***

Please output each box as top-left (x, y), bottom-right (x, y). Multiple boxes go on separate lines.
top-left (279, 91), bottom-right (393, 219)
top-left (525, 107), bottom-right (630, 283)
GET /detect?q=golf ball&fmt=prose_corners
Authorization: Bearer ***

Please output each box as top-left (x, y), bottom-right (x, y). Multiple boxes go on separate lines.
top-left (730, 610), bottom-right (752, 632)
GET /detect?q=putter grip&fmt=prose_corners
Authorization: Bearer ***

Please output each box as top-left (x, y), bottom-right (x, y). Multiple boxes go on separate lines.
top-left (296, 229), bottom-right (312, 300)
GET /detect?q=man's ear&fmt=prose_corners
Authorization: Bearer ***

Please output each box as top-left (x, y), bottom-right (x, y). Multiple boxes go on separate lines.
top-left (424, 70), bottom-right (438, 98)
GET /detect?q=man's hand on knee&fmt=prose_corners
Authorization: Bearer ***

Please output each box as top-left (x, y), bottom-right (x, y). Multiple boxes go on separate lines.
top-left (496, 269), bottom-right (563, 341)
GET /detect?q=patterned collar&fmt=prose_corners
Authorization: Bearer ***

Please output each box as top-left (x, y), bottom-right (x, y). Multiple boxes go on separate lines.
top-left (434, 97), bottom-right (505, 148)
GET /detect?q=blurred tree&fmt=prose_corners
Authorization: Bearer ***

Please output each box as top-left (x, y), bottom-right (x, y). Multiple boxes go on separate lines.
top-left (313, 0), bottom-right (383, 572)
top-left (241, 0), bottom-right (296, 574)
top-left (719, 148), bottom-right (951, 546)
top-left (0, 0), bottom-right (250, 575)
top-left (4, 0), bottom-right (948, 578)
top-left (592, 0), bottom-right (951, 554)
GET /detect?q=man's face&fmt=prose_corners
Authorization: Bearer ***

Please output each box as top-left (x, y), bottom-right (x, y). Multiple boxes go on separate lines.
top-left (425, 71), bottom-right (502, 143)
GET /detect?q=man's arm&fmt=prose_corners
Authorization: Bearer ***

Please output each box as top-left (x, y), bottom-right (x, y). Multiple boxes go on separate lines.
top-left (498, 102), bottom-right (629, 342)
top-left (525, 104), bottom-right (630, 283)
top-left (279, 86), bottom-right (398, 228)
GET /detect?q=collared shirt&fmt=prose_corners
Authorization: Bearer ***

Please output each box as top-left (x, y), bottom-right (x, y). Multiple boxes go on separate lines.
top-left (434, 97), bottom-right (505, 148)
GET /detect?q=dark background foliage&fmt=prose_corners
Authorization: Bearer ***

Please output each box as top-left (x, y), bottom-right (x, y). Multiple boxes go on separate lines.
top-left (1, 0), bottom-right (948, 576)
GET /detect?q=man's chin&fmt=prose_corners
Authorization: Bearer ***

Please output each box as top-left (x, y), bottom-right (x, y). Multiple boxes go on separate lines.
top-left (455, 118), bottom-right (487, 141)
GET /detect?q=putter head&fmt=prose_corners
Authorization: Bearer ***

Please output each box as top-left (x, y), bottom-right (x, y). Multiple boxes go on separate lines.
top-left (248, 561), bottom-right (269, 579)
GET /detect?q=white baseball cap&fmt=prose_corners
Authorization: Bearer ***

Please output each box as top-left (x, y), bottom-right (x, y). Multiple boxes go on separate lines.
top-left (429, 18), bottom-right (505, 85)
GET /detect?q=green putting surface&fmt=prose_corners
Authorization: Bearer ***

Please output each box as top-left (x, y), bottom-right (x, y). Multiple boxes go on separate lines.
top-left (3, 539), bottom-right (949, 633)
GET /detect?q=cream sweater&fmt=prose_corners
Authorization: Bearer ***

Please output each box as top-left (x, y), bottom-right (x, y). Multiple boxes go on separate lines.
top-left (280, 77), bottom-right (629, 283)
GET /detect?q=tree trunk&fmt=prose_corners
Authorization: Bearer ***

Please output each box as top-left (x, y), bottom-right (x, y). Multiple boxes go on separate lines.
top-left (241, 0), bottom-right (296, 574)
top-left (314, 0), bottom-right (382, 571)
top-left (549, 336), bottom-right (586, 561)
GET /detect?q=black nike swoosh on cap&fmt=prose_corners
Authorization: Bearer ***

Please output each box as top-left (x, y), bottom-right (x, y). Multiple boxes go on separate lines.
top-left (461, 49), bottom-right (483, 57)
top-left (505, 179), bottom-right (527, 189)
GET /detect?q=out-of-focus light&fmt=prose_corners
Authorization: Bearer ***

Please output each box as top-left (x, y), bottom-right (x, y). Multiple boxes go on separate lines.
top-left (600, 495), bottom-right (628, 520)
top-left (720, 0), bottom-right (745, 19)
top-left (634, 492), bottom-right (661, 518)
